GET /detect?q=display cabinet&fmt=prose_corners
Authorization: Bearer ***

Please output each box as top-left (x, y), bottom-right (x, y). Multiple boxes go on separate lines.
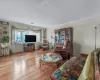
top-left (54, 27), bottom-right (73, 59)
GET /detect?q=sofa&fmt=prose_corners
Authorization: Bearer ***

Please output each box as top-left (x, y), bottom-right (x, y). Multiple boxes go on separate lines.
top-left (51, 49), bottom-right (100, 80)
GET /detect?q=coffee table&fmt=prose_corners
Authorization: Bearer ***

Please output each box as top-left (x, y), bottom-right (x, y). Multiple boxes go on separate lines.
top-left (39, 53), bottom-right (62, 69)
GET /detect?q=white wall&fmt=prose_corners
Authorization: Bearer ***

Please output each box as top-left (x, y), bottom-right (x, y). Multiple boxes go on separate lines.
top-left (47, 20), bottom-right (100, 54)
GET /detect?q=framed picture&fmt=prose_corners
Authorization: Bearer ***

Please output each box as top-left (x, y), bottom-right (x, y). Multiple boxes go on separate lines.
top-left (3, 31), bottom-right (7, 34)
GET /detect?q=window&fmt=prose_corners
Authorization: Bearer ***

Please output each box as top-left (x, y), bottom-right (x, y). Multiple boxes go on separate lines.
top-left (15, 30), bottom-right (40, 43)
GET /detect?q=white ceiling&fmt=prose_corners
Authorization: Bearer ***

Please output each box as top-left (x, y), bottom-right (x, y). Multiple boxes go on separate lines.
top-left (0, 0), bottom-right (100, 27)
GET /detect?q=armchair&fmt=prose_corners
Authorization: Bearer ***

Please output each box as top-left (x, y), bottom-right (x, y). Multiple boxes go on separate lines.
top-left (54, 40), bottom-right (72, 60)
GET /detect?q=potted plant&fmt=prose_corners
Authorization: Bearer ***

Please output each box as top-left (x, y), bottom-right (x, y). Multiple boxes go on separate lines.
top-left (1, 36), bottom-right (9, 48)
top-left (50, 43), bottom-right (54, 50)
top-left (1, 36), bottom-right (9, 43)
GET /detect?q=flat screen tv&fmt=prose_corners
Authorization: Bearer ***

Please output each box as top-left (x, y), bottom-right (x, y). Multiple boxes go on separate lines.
top-left (25, 35), bottom-right (36, 42)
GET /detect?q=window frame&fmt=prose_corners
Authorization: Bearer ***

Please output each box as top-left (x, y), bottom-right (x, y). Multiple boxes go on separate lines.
top-left (15, 30), bottom-right (41, 44)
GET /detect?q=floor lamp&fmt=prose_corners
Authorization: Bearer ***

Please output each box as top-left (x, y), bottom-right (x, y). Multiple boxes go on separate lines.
top-left (95, 27), bottom-right (97, 50)
top-left (95, 27), bottom-right (100, 74)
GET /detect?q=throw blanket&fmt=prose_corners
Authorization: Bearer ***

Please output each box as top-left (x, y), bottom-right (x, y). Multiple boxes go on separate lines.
top-left (78, 53), bottom-right (94, 80)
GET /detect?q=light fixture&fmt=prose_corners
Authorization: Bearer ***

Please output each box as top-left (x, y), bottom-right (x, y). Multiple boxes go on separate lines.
top-left (30, 22), bottom-right (34, 24)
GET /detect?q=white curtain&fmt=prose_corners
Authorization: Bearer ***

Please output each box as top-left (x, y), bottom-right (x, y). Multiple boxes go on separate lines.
top-left (11, 26), bottom-right (41, 44)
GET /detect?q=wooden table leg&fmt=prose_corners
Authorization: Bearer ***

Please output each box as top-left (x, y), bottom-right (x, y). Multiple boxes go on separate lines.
top-left (39, 60), bottom-right (42, 68)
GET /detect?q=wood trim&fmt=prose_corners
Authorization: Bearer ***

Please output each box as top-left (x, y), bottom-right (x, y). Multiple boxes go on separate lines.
top-left (80, 53), bottom-right (88, 57)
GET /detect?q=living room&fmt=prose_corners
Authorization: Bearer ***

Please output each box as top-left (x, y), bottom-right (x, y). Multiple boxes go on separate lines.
top-left (0, 0), bottom-right (100, 80)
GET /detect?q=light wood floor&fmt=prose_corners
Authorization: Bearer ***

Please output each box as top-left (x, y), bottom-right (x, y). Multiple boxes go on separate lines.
top-left (0, 50), bottom-right (57, 80)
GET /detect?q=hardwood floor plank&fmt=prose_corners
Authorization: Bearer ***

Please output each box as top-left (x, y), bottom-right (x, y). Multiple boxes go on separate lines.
top-left (0, 51), bottom-right (56, 80)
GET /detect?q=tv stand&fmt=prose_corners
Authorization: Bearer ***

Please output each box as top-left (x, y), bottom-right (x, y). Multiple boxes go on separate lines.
top-left (23, 43), bottom-right (35, 52)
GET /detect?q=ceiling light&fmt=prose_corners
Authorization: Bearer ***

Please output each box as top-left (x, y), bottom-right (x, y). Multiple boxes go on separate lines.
top-left (31, 22), bottom-right (34, 24)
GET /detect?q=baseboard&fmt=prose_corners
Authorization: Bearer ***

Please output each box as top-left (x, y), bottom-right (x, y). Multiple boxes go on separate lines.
top-left (80, 53), bottom-right (88, 57)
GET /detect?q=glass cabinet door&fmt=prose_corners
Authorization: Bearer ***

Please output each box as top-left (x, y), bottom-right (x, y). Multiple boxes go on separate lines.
top-left (65, 29), bottom-right (71, 40)
top-left (55, 29), bottom-right (65, 43)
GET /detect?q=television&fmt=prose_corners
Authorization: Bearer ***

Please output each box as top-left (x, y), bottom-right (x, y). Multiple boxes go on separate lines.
top-left (25, 35), bottom-right (36, 42)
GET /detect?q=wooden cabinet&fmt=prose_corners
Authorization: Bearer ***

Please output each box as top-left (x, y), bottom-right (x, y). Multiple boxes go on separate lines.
top-left (54, 27), bottom-right (73, 59)
top-left (23, 43), bottom-right (35, 52)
